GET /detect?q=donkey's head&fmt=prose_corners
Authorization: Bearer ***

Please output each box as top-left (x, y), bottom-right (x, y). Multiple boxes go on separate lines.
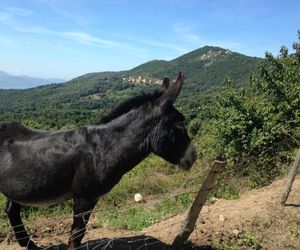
top-left (149, 72), bottom-right (197, 170)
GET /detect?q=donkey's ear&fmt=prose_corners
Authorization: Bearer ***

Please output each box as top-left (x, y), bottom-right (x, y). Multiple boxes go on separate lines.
top-left (161, 77), bottom-right (170, 91)
top-left (159, 72), bottom-right (184, 109)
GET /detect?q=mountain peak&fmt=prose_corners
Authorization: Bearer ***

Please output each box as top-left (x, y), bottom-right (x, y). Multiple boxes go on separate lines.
top-left (0, 71), bottom-right (65, 89)
top-left (195, 47), bottom-right (232, 61)
top-left (122, 45), bottom-right (261, 90)
top-left (0, 71), bottom-right (10, 77)
top-left (173, 46), bottom-right (232, 64)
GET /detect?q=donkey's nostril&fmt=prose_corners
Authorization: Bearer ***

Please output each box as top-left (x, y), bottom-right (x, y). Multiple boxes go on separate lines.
top-left (192, 148), bottom-right (197, 161)
top-left (178, 143), bottom-right (197, 170)
top-left (187, 144), bottom-right (197, 162)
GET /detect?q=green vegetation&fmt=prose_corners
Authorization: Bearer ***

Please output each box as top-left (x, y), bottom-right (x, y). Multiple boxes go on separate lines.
top-left (0, 196), bottom-right (9, 229)
top-left (0, 194), bottom-right (73, 229)
top-left (216, 231), bottom-right (261, 250)
top-left (95, 156), bottom-right (202, 231)
top-left (0, 46), bottom-right (260, 129)
top-left (203, 34), bottom-right (300, 187)
top-left (98, 194), bottom-right (193, 231)
top-left (130, 46), bottom-right (261, 89)
top-left (0, 74), bottom-right (152, 129)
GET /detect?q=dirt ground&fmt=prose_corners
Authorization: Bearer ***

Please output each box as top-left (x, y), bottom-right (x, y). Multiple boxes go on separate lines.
top-left (1, 176), bottom-right (299, 249)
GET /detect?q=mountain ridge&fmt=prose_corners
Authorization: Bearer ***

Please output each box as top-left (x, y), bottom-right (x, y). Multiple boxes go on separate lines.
top-left (0, 46), bottom-right (263, 129)
top-left (0, 71), bottom-right (65, 89)
top-left (72, 46), bottom-right (262, 88)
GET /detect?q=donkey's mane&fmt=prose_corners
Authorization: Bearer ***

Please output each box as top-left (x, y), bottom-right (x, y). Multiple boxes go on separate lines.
top-left (99, 90), bottom-right (163, 124)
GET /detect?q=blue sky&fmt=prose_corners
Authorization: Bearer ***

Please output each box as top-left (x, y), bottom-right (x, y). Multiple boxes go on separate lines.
top-left (0, 0), bottom-right (299, 80)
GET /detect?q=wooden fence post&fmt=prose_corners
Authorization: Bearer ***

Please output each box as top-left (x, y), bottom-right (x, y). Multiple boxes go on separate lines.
top-left (281, 148), bottom-right (300, 205)
top-left (172, 159), bottom-right (225, 247)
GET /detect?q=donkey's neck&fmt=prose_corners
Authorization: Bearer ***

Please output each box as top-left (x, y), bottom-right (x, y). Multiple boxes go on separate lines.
top-left (90, 108), bottom-right (155, 174)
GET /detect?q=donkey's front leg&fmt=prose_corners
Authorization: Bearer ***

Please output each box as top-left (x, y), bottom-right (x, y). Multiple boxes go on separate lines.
top-left (5, 200), bottom-right (40, 249)
top-left (68, 198), bottom-right (97, 250)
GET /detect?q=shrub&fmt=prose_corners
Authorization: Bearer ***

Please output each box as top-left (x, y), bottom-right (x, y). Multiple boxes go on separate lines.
top-left (210, 32), bottom-right (300, 184)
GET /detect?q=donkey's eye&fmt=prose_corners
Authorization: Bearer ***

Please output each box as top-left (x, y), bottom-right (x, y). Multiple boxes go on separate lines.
top-left (174, 123), bottom-right (184, 129)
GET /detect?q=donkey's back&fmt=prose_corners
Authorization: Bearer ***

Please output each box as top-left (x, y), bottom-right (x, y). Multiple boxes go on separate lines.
top-left (0, 121), bottom-right (87, 206)
top-left (0, 121), bottom-right (43, 146)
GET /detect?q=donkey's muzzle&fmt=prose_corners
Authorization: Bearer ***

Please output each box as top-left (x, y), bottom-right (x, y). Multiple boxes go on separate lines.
top-left (179, 143), bottom-right (197, 170)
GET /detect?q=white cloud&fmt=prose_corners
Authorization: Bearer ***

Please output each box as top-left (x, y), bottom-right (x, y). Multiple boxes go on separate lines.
top-left (0, 6), bottom-right (33, 26)
top-left (172, 23), bottom-right (207, 47)
top-left (145, 40), bottom-right (189, 54)
top-left (0, 12), bottom-right (10, 23)
top-left (63, 32), bottom-right (120, 47)
top-left (172, 22), bottom-right (242, 51)
top-left (0, 35), bottom-right (12, 46)
top-left (0, 11), bottom-right (122, 49)
top-left (32, 0), bottom-right (89, 25)
top-left (4, 6), bottom-right (33, 16)
top-left (13, 25), bottom-right (54, 35)
top-left (0, 5), bottom-right (122, 49)
top-left (172, 22), bottom-right (198, 34)
top-left (0, 7), bottom-right (183, 58)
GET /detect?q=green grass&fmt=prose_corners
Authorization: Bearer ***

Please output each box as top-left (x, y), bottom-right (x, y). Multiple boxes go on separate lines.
top-left (95, 155), bottom-right (204, 230)
top-left (23, 201), bottom-right (73, 221)
top-left (0, 194), bottom-right (73, 230)
top-left (216, 231), bottom-right (261, 250)
top-left (97, 194), bottom-right (193, 231)
top-left (0, 195), bottom-right (9, 229)
top-left (213, 185), bottom-right (240, 200)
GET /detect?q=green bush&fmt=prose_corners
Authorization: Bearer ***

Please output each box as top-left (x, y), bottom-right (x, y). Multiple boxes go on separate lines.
top-left (207, 32), bottom-right (300, 184)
